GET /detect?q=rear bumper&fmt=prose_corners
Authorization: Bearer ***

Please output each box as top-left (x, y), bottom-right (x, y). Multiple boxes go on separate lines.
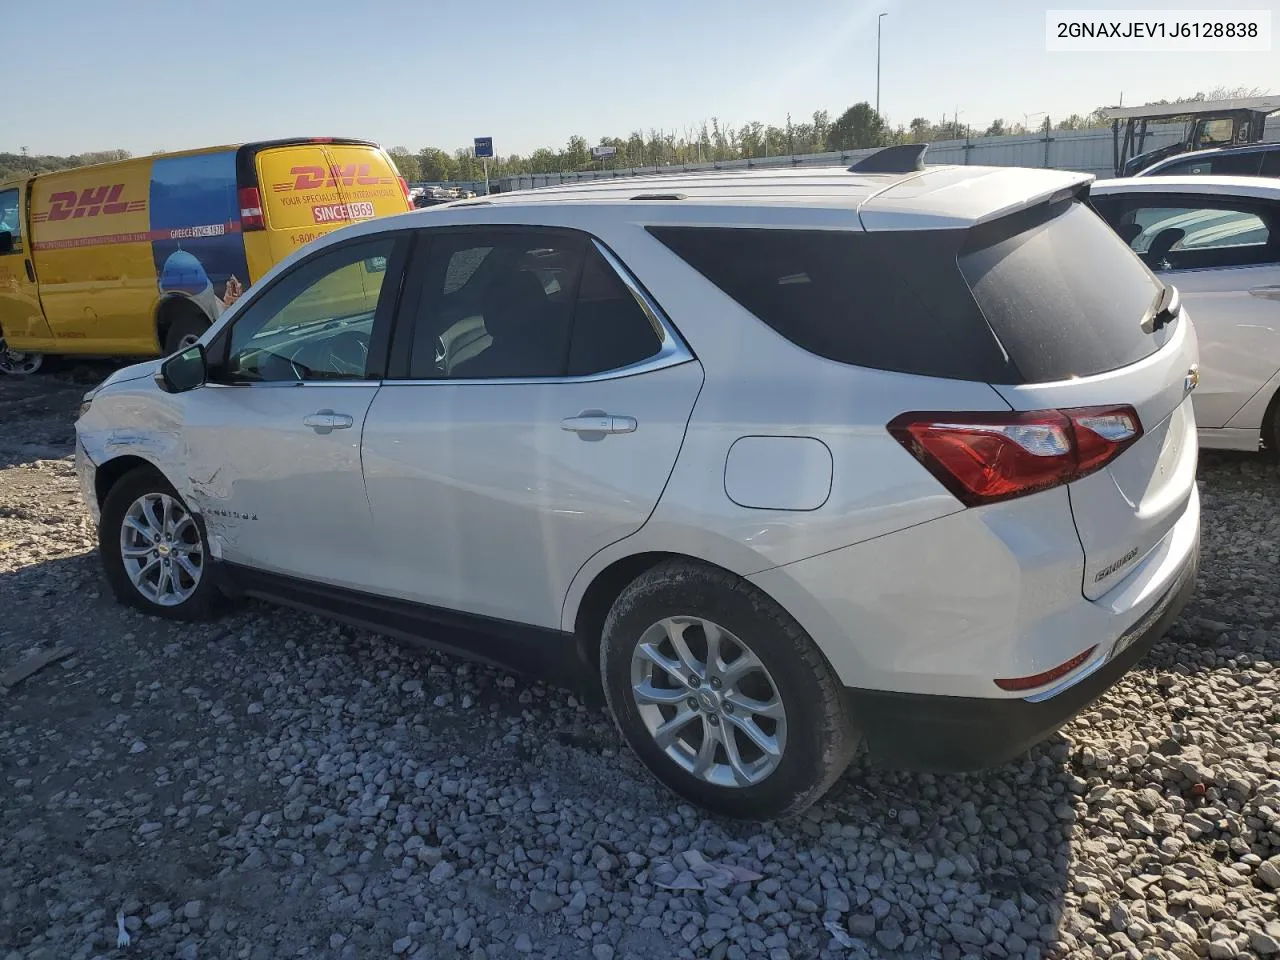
top-left (846, 544), bottom-right (1197, 771)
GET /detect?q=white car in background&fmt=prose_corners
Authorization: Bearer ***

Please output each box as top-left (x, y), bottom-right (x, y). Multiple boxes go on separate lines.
top-left (1092, 177), bottom-right (1280, 452)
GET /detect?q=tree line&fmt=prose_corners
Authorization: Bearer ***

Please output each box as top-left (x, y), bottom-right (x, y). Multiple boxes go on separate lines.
top-left (0, 149), bottom-right (131, 183)
top-left (3, 85), bottom-right (1263, 185)
top-left (388, 85), bottom-right (1266, 182)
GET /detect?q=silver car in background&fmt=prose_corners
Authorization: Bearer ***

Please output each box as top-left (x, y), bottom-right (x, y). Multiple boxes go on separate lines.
top-left (1092, 176), bottom-right (1280, 452)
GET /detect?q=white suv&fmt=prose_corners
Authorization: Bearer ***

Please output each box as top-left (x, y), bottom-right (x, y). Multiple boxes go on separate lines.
top-left (76, 147), bottom-right (1201, 819)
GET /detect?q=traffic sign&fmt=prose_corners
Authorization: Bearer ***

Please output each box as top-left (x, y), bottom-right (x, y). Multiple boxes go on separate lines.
top-left (473, 137), bottom-right (494, 159)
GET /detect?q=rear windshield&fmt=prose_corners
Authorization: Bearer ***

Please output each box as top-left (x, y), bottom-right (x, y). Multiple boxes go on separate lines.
top-left (958, 200), bottom-right (1168, 382)
top-left (649, 200), bottom-right (1167, 385)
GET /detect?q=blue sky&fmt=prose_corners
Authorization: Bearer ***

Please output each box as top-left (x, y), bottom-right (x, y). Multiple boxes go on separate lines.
top-left (8, 0), bottom-right (1277, 158)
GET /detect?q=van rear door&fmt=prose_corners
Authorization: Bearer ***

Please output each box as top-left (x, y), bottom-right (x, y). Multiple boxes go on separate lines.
top-left (251, 142), bottom-right (410, 269)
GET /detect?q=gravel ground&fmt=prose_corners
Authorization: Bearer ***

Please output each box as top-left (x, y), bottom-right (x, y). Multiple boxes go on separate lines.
top-left (1, 366), bottom-right (1278, 960)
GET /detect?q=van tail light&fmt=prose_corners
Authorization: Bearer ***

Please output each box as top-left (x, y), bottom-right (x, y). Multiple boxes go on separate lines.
top-left (888, 405), bottom-right (1142, 506)
top-left (238, 187), bottom-right (265, 232)
top-left (397, 176), bottom-right (411, 205)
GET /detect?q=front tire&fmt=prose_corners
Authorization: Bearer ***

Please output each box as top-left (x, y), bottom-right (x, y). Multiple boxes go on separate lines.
top-left (601, 560), bottom-right (860, 819)
top-left (0, 332), bottom-right (44, 376)
top-left (99, 467), bottom-right (220, 621)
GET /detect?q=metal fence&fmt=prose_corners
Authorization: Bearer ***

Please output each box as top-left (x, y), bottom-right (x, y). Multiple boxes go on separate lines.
top-left (482, 119), bottom-right (1280, 193)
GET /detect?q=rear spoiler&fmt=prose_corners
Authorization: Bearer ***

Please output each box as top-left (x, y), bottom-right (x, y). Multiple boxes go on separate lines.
top-left (858, 166), bottom-right (1095, 232)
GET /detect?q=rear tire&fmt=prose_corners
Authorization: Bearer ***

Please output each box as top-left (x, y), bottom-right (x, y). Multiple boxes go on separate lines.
top-left (162, 308), bottom-right (210, 356)
top-left (99, 467), bottom-right (220, 622)
top-left (601, 559), bottom-right (860, 819)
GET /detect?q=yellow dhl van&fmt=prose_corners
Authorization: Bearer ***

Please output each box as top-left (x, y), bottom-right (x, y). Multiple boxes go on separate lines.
top-left (0, 138), bottom-right (412, 374)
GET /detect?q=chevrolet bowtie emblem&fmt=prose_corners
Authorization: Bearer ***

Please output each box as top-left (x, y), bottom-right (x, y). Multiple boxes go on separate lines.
top-left (1184, 365), bottom-right (1200, 395)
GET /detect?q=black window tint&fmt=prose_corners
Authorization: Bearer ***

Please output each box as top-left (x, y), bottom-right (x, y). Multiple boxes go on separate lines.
top-left (652, 203), bottom-right (1168, 385)
top-left (1211, 153), bottom-right (1265, 176)
top-left (959, 201), bottom-right (1167, 380)
top-left (567, 245), bottom-right (663, 376)
top-left (408, 230), bottom-right (584, 379)
top-left (1261, 149), bottom-right (1280, 178)
top-left (223, 238), bottom-right (394, 382)
top-left (649, 226), bottom-right (1014, 382)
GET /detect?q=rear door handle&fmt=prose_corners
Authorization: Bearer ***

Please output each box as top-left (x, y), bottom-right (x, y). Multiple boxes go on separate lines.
top-left (560, 414), bottom-right (637, 436)
top-left (1249, 285), bottom-right (1280, 301)
top-left (303, 410), bottom-right (353, 434)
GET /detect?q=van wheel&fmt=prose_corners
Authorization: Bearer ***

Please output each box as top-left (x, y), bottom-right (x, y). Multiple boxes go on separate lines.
top-left (0, 334), bottom-right (44, 376)
top-left (163, 309), bottom-right (210, 356)
top-left (600, 560), bottom-right (860, 819)
top-left (99, 467), bottom-right (221, 621)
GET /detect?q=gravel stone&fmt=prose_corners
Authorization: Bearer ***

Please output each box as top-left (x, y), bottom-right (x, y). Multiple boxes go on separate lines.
top-left (2, 374), bottom-right (1278, 960)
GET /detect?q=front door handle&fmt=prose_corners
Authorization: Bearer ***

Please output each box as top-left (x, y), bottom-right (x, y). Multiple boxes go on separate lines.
top-left (303, 410), bottom-right (353, 434)
top-left (24, 259), bottom-right (35, 283)
top-left (560, 414), bottom-right (638, 438)
top-left (1249, 285), bottom-right (1280, 301)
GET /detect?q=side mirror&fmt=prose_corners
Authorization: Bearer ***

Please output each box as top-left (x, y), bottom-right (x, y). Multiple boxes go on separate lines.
top-left (155, 344), bottom-right (207, 393)
top-left (0, 231), bottom-right (14, 255)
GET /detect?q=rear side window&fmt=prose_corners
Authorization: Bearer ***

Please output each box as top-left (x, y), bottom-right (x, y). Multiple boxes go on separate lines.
top-left (958, 201), bottom-right (1168, 381)
top-left (1153, 153), bottom-right (1263, 176)
top-left (648, 227), bottom-right (1013, 382)
top-left (651, 202), bottom-right (1167, 384)
top-left (1262, 150), bottom-right (1280, 178)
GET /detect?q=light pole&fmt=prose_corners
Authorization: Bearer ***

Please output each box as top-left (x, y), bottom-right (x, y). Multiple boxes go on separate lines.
top-left (876, 13), bottom-right (887, 116)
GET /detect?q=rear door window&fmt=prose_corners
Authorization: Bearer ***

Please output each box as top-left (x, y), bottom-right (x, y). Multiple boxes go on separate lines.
top-left (1153, 153), bottom-right (1263, 176)
top-left (405, 229), bottom-right (585, 379)
top-left (1260, 149), bottom-right (1280, 178)
top-left (566, 244), bottom-right (663, 376)
top-left (1099, 194), bottom-right (1279, 271)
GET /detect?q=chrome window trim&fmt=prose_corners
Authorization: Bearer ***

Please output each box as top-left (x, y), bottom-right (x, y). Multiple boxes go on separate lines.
top-left (204, 380), bottom-right (382, 389)
top-left (385, 235), bottom-right (695, 387)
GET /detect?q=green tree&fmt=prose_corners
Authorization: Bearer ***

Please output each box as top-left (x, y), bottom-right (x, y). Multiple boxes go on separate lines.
top-left (388, 146), bottom-right (419, 182)
top-left (416, 147), bottom-right (456, 182)
top-left (984, 118), bottom-right (1006, 137)
top-left (825, 102), bottom-right (888, 151)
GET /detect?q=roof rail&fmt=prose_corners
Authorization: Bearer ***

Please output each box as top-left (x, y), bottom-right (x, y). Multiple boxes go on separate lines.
top-left (848, 143), bottom-right (928, 174)
top-left (631, 192), bottom-right (687, 201)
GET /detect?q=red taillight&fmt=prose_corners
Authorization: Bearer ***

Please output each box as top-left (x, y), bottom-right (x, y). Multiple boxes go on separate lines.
top-left (995, 646), bottom-right (1097, 691)
top-left (397, 176), bottom-right (411, 205)
top-left (888, 405), bottom-right (1142, 506)
top-left (238, 187), bottom-right (265, 232)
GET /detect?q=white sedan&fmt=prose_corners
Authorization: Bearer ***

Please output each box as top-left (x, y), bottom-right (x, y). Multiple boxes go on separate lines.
top-left (1091, 176), bottom-right (1280, 452)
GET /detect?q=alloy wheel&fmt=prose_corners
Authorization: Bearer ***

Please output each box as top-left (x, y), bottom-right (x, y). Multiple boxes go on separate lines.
top-left (630, 616), bottom-right (788, 788)
top-left (119, 493), bottom-right (204, 606)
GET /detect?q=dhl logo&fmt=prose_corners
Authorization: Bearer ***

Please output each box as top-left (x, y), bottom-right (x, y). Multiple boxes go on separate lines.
top-left (272, 164), bottom-right (397, 193)
top-left (32, 184), bottom-right (147, 223)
